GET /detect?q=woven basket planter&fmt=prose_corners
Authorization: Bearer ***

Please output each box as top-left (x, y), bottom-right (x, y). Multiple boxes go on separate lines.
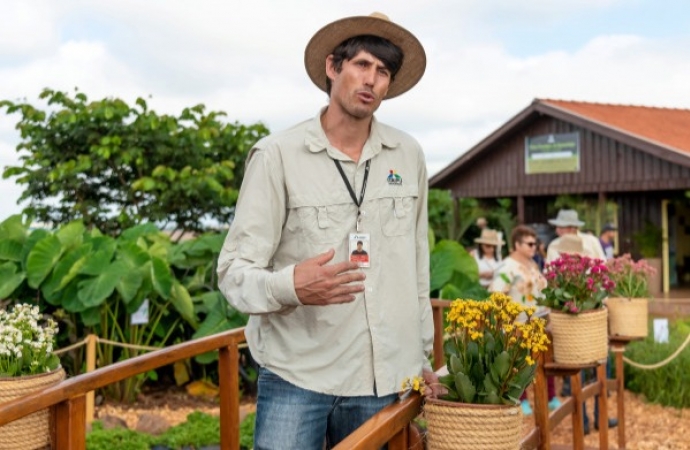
top-left (424, 398), bottom-right (522, 450)
top-left (607, 297), bottom-right (649, 337)
top-left (0, 367), bottom-right (65, 450)
top-left (549, 308), bottom-right (608, 365)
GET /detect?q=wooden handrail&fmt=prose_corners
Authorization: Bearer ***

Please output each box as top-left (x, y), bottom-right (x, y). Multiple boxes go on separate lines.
top-left (0, 327), bottom-right (246, 450)
top-left (332, 394), bottom-right (423, 450)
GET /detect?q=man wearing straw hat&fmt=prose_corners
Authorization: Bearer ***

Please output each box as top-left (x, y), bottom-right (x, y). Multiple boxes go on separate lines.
top-left (545, 209), bottom-right (605, 263)
top-left (217, 12), bottom-right (440, 449)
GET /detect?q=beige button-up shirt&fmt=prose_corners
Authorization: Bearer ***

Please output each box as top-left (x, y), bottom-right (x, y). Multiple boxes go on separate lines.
top-left (546, 231), bottom-right (606, 263)
top-left (217, 110), bottom-right (432, 397)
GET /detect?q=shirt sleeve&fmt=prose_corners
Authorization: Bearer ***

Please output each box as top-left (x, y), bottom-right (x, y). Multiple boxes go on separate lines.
top-left (488, 260), bottom-right (511, 294)
top-left (217, 147), bottom-right (302, 315)
top-left (415, 147), bottom-right (433, 372)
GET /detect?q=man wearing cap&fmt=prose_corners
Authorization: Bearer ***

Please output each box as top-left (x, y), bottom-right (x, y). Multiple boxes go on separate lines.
top-left (545, 209), bottom-right (606, 263)
top-left (217, 13), bottom-right (439, 449)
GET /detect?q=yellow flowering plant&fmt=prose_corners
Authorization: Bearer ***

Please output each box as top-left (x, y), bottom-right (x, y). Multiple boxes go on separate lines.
top-left (437, 293), bottom-right (549, 405)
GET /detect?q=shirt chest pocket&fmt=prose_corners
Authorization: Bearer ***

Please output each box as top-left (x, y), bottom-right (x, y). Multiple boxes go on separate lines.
top-left (378, 195), bottom-right (417, 237)
top-left (296, 204), bottom-right (352, 244)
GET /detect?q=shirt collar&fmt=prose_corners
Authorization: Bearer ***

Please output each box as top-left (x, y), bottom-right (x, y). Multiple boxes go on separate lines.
top-left (304, 107), bottom-right (400, 161)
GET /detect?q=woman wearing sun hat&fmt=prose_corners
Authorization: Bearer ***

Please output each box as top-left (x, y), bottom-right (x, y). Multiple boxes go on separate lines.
top-left (473, 228), bottom-right (504, 287)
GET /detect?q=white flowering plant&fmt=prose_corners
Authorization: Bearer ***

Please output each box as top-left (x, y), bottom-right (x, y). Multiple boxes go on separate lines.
top-left (0, 303), bottom-right (60, 376)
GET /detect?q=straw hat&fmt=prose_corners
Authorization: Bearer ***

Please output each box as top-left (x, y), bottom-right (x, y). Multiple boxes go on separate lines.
top-left (474, 229), bottom-right (505, 246)
top-left (304, 12), bottom-right (426, 99)
top-left (548, 209), bottom-right (585, 228)
top-left (554, 234), bottom-right (584, 255)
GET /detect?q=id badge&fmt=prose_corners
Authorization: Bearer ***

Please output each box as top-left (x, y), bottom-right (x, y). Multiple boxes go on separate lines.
top-left (349, 233), bottom-right (370, 268)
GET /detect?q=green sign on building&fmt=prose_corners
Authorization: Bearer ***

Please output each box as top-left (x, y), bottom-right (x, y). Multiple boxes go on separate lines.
top-left (525, 132), bottom-right (580, 174)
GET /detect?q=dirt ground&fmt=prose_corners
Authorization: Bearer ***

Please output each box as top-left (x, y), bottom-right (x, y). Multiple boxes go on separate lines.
top-left (523, 385), bottom-right (690, 450)
top-left (96, 385), bottom-right (690, 449)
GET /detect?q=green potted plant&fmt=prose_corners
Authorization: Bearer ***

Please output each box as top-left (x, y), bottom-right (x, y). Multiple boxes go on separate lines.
top-left (606, 254), bottom-right (657, 337)
top-left (0, 303), bottom-right (65, 449)
top-left (402, 292), bottom-right (548, 449)
top-left (539, 253), bottom-right (616, 364)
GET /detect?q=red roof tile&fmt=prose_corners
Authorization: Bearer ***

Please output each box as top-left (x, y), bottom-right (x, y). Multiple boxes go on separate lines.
top-left (540, 99), bottom-right (690, 155)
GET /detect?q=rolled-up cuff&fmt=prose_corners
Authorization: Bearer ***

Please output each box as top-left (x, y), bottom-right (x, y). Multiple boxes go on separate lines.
top-left (267, 264), bottom-right (302, 307)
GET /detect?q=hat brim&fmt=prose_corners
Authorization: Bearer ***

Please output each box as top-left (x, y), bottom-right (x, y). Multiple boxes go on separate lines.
top-left (304, 15), bottom-right (426, 100)
top-left (474, 238), bottom-right (505, 246)
top-left (548, 219), bottom-right (584, 227)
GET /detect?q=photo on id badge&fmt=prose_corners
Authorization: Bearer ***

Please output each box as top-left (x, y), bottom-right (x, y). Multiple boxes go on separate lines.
top-left (349, 233), bottom-right (370, 268)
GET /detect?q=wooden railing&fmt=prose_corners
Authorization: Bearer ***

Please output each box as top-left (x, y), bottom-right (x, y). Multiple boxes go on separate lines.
top-left (0, 328), bottom-right (246, 450)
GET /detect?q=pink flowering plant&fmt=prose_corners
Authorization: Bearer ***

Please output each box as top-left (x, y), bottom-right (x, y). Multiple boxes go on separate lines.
top-left (606, 254), bottom-right (656, 298)
top-left (539, 253), bottom-right (616, 314)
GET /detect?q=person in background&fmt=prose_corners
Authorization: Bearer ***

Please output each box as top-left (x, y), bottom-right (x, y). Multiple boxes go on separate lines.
top-left (473, 228), bottom-right (503, 288)
top-left (599, 223), bottom-right (618, 260)
top-left (533, 237), bottom-right (546, 271)
top-left (216, 12), bottom-right (442, 449)
top-left (546, 209), bottom-right (605, 263)
top-left (489, 225), bottom-right (560, 415)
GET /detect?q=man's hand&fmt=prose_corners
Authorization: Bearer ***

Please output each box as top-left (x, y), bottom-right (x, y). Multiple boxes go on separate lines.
top-left (294, 249), bottom-right (365, 305)
top-left (422, 369), bottom-right (448, 399)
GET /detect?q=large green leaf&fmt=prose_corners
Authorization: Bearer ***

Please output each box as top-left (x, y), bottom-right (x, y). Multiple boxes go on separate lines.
top-left (0, 215), bottom-right (28, 243)
top-left (117, 241), bottom-right (150, 268)
top-left (430, 239), bottom-right (479, 291)
top-left (0, 239), bottom-right (24, 262)
top-left (115, 270), bottom-right (144, 304)
top-left (79, 248), bottom-right (115, 275)
top-left (78, 261), bottom-right (128, 307)
top-left (151, 256), bottom-right (172, 299)
top-left (170, 281), bottom-right (198, 328)
top-left (120, 223), bottom-right (161, 241)
top-left (61, 283), bottom-right (86, 312)
top-left (41, 245), bottom-right (91, 300)
top-left (21, 229), bottom-right (50, 270)
top-left (0, 262), bottom-right (26, 298)
top-left (26, 234), bottom-right (63, 288)
top-left (80, 306), bottom-right (101, 327)
top-left (55, 220), bottom-right (85, 249)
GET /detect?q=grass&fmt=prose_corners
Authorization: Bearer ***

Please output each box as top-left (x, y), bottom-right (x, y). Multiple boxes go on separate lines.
top-left (86, 411), bottom-right (256, 450)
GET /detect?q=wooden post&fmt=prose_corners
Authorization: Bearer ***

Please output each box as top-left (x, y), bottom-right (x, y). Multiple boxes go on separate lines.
top-left (597, 362), bottom-right (609, 450)
top-left (388, 425), bottom-right (409, 450)
top-left (85, 334), bottom-right (97, 424)
top-left (219, 344), bottom-right (240, 450)
top-left (534, 353), bottom-right (550, 450)
top-left (52, 395), bottom-right (87, 450)
top-left (433, 304), bottom-right (445, 371)
top-left (571, 373), bottom-right (585, 450)
top-left (517, 195), bottom-right (525, 224)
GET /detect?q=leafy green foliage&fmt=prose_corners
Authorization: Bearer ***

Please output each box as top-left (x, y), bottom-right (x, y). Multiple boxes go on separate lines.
top-left (0, 215), bottom-right (248, 401)
top-left (430, 238), bottom-right (487, 300)
top-left (85, 412), bottom-right (256, 450)
top-left (1, 88), bottom-right (269, 236)
top-left (625, 319), bottom-right (690, 408)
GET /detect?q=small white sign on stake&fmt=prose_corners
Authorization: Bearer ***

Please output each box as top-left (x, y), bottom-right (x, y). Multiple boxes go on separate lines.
top-left (131, 299), bottom-right (149, 325)
top-left (653, 318), bottom-right (669, 344)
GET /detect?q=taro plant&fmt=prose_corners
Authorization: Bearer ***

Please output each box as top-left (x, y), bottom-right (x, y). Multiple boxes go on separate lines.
top-left (0, 214), bottom-right (247, 401)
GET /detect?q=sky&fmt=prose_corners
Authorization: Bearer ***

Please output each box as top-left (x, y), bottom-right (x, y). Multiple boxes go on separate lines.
top-left (1, 0), bottom-right (690, 222)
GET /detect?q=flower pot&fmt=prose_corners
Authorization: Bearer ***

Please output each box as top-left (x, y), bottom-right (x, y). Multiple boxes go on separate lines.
top-left (607, 297), bottom-right (649, 337)
top-left (549, 309), bottom-right (608, 365)
top-left (424, 398), bottom-right (522, 450)
top-left (0, 367), bottom-right (66, 450)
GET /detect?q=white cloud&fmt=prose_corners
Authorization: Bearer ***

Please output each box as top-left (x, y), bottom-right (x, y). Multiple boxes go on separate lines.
top-left (1, 0), bottom-right (690, 220)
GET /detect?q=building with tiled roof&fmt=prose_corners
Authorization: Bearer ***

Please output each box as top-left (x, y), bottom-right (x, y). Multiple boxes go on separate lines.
top-left (430, 99), bottom-right (690, 293)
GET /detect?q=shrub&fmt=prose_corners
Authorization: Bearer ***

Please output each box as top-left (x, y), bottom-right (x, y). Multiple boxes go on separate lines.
top-left (624, 318), bottom-right (690, 408)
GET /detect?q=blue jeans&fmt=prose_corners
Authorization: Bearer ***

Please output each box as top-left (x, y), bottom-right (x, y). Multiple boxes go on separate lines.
top-left (254, 367), bottom-right (398, 450)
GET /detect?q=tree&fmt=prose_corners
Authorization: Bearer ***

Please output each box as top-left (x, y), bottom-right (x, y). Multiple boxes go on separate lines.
top-left (1, 88), bottom-right (269, 236)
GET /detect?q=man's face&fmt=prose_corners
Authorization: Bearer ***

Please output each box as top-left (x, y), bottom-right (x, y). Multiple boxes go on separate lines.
top-left (556, 226), bottom-right (577, 237)
top-left (326, 50), bottom-right (391, 120)
top-left (357, 243), bottom-right (363, 251)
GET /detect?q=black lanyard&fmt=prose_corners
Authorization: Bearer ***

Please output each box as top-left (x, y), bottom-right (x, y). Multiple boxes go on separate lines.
top-left (333, 159), bottom-right (370, 230)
